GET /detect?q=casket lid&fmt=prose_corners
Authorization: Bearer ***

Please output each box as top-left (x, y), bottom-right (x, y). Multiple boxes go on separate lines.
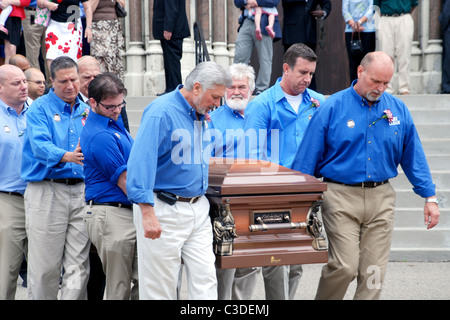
top-left (207, 158), bottom-right (326, 195)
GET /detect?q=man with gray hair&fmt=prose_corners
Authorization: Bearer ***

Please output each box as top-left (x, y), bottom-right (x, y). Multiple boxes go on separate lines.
top-left (127, 61), bottom-right (232, 299)
top-left (21, 56), bottom-right (90, 300)
top-left (209, 63), bottom-right (261, 300)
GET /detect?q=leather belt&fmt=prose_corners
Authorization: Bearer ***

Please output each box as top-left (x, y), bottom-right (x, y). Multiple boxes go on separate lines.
top-left (88, 200), bottom-right (132, 209)
top-left (323, 178), bottom-right (389, 188)
top-left (156, 191), bottom-right (201, 205)
top-left (44, 178), bottom-right (84, 185)
top-left (381, 13), bottom-right (407, 17)
top-left (0, 191), bottom-right (24, 197)
top-left (176, 195), bottom-right (201, 203)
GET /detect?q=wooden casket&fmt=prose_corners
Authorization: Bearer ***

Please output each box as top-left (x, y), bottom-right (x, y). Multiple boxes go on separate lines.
top-left (207, 159), bottom-right (328, 269)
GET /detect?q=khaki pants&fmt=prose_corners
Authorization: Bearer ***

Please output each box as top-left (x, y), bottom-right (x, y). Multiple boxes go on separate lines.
top-left (84, 204), bottom-right (138, 300)
top-left (25, 181), bottom-right (90, 300)
top-left (0, 193), bottom-right (27, 300)
top-left (315, 182), bottom-right (396, 300)
top-left (376, 14), bottom-right (414, 94)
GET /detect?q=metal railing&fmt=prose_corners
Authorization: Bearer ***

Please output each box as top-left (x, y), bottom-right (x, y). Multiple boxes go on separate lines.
top-left (193, 22), bottom-right (210, 65)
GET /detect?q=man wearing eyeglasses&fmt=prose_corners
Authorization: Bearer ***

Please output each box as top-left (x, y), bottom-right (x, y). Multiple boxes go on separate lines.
top-left (24, 67), bottom-right (46, 105)
top-left (21, 56), bottom-right (90, 300)
top-left (80, 73), bottom-right (137, 300)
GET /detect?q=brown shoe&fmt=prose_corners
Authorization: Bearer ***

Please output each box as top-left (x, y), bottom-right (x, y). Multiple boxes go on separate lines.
top-left (400, 92), bottom-right (410, 95)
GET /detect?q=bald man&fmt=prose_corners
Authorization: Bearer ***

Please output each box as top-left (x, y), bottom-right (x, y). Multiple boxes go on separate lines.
top-left (77, 56), bottom-right (130, 132)
top-left (293, 51), bottom-right (440, 299)
top-left (9, 54), bottom-right (31, 71)
top-left (0, 64), bottom-right (29, 299)
top-left (24, 68), bottom-right (46, 103)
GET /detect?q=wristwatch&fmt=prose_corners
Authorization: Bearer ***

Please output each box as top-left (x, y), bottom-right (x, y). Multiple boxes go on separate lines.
top-left (425, 198), bottom-right (439, 204)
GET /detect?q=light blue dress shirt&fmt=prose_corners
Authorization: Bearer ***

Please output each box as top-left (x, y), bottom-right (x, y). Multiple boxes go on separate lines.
top-left (342, 0), bottom-right (376, 33)
top-left (21, 89), bottom-right (89, 182)
top-left (243, 77), bottom-right (326, 169)
top-left (209, 104), bottom-right (246, 159)
top-left (126, 86), bottom-right (210, 206)
top-left (292, 80), bottom-right (435, 198)
top-left (0, 100), bottom-right (28, 193)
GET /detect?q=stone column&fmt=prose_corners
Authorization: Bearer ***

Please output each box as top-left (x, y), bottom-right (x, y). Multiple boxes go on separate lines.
top-left (181, 0), bottom-right (196, 80)
top-left (227, 0), bottom-right (240, 65)
top-left (143, 0), bottom-right (164, 95)
top-left (211, 0), bottom-right (229, 67)
top-left (196, 0), bottom-right (213, 59)
top-left (124, 0), bottom-right (145, 95)
top-left (422, 0), bottom-right (443, 93)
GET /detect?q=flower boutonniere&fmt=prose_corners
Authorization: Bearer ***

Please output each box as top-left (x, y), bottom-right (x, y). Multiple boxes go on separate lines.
top-left (73, 108), bottom-right (90, 126)
top-left (203, 113), bottom-right (211, 129)
top-left (372, 109), bottom-right (394, 125)
top-left (304, 97), bottom-right (320, 113)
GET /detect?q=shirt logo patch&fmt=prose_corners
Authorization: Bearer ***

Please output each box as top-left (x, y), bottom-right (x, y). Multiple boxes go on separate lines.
top-left (389, 116), bottom-right (400, 126)
top-left (4, 125), bottom-right (11, 133)
top-left (54, 114), bottom-right (61, 122)
top-left (347, 119), bottom-right (355, 128)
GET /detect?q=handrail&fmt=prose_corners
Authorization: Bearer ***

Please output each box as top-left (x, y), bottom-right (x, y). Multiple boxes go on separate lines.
top-left (193, 22), bottom-right (210, 65)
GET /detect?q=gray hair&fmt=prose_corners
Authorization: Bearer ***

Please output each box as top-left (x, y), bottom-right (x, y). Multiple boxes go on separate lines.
top-left (50, 56), bottom-right (78, 79)
top-left (227, 63), bottom-right (256, 94)
top-left (184, 61), bottom-right (232, 91)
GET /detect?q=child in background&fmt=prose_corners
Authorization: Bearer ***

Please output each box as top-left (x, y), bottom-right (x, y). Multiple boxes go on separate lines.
top-left (251, 5), bottom-right (278, 40)
top-left (0, 3), bottom-right (13, 36)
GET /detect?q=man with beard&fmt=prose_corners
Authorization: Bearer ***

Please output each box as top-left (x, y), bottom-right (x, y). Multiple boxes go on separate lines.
top-left (209, 63), bottom-right (261, 300)
top-left (292, 51), bottom-right (440, 299)
top-left (243, 43), bottom-right (325, 300)
top-left (127, 61), bottom-right (232, 300)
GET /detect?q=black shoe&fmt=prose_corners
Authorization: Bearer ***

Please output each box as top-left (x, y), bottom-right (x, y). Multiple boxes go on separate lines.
top-left (156, 92), bottom-right (168, 96)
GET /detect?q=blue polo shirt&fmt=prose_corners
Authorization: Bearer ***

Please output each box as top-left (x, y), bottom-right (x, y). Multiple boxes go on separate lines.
top-left (80, 110), bottom-right (133, 204)
top-left (21, 89), bottom-right (88, 182)
top-left (126, 86), bottom-right (210, 206)
top-left (244, 78), bottom-right (326, 168)
top-left (292, 80), bottom-right (435, 198)
top-left (0, 100), bottom-right (28, 194)
top-left (209, 104), bottom-right (246, 159)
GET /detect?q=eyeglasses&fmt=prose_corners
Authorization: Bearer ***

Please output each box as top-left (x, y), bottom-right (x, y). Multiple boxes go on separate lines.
top-left (98, 100), bottom-right (126, 110)
top-left (28, 80), bottom-right (46, 85)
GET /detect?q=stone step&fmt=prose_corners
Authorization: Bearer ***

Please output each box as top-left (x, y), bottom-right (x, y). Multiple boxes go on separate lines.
top-left (415, 124), bottom-right (450, 140)
top-left (391, 171), bottom-right (450, 190)
top-left (394, 190), bottom-right (450, 209)
top-left (393, 208), bottom-right (450, 228)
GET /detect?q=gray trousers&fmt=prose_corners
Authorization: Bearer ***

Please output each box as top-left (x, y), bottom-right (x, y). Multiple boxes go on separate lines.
top-left (262, 265), bottom-right (303, 300)
top-left (216, 267), bottom-right (260, 300)
top-left (234, 18), bottom-right (273, 93)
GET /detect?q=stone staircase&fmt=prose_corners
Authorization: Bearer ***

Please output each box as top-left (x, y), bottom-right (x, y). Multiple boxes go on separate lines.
top-left (124, 94), bottom-right (450, 262)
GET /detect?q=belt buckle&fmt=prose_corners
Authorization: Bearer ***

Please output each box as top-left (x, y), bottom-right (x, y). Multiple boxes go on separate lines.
top-left (189, 196), bottom-right (199, 204)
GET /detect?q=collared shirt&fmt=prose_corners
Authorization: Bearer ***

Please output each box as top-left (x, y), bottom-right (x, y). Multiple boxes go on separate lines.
top-left (292, 80), bottom-right (435, 198)
top-left (127, 86), bottom-right (210, 206)
top-left (243, 77), bottom-right (326, 169)
top-left (209, 104), bottom-right (246, 159)
top-left (373, 0), bottom-right (418, 15)
top-left (21, 89), bottom-right (89, 182)
top-left (0, 99), bottom-right (28, 193)
top-left (81, 111), bottom-right (133, 204)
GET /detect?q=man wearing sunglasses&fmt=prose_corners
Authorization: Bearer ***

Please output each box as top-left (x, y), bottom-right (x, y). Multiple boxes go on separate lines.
top-left (80, 73), bottom-right (137, 300)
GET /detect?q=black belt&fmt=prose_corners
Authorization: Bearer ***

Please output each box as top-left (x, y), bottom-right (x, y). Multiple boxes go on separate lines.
top-left (24, 7), bottom-right (36, 11)
top-left (0, 191), bottom-right (24, 197)
top-left (88, 200), bottom-right (132, 209)
top-left (381, 13), bottom-right (407, 17)
top-left (44, 178), bottom-right (84, 185)
top-left (323, 178), bottom-right (389, 188)
top-left (156, 191), bottom-right (201, 205)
